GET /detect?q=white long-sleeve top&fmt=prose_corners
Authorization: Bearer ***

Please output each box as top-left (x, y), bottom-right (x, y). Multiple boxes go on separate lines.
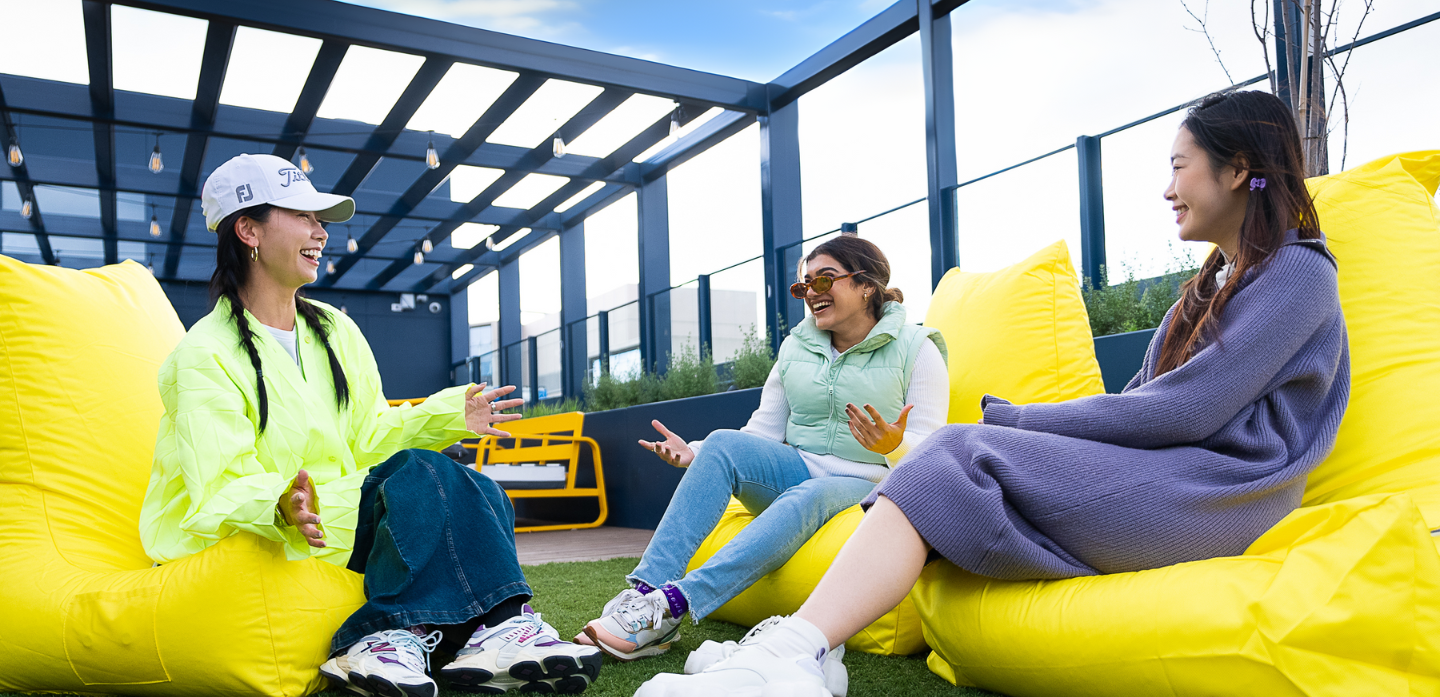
top-left (689, 341), bottom-right (949, 483)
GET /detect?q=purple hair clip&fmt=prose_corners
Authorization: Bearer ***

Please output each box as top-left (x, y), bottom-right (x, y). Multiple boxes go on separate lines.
top-left (1250, 177), bottom-right (1267, 191)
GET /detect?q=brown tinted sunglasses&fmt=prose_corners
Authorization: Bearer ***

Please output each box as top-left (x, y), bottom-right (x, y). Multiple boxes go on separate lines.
top-left (790, 271), bottom-right (865, 299)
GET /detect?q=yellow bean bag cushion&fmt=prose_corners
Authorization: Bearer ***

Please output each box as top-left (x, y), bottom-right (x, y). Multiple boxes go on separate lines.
top-left (689, 240), bottom-right (1105, 656)
top-left (0, 256), bottom-right (364, 696)
top-left (916, 151), bottom-right (1440, 696)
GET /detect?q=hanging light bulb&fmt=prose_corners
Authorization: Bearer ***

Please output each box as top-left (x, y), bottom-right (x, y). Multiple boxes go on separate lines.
top-left (421, 237), bottom-right (433, 254)
top-left (346, 234), bottom-right (358, 254)
top-left (326, 259), bottom-right (336, 274)
top-left (149, 204), bottom-right (161, 237)
top-left (20, 197), bottom-right (32, 219)
top-left (149, 133), bottom-right (164, 174)
top-left (669, 103), bottom-right (682, 138)
top-left (425, 131), bottom-right (440, 170)
top-left (6, 142), bottom-right (21, 167)
top-left (297, 146), bottom-right (313, 175)
top-left (413, 249), bottom-right (425, 265)
top-left (552, 136), bottom-right (566, 158)
top-left (146, 255), bottom-right (155, 275)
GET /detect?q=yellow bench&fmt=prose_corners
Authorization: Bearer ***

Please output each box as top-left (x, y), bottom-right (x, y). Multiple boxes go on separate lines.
top-left (387, 400), bottom-right (608, 533)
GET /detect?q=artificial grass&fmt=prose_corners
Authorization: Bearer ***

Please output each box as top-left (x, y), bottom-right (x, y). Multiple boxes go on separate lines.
top-left (0, 557), bottom-right (998, 697)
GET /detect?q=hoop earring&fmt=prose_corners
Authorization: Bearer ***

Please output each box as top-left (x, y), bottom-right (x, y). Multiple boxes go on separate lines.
top-left (250, 246), bottom-right (258, 262)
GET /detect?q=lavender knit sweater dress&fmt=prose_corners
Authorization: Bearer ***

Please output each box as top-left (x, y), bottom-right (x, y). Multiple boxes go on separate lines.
top-left (869, 231), bottom-right (1350, 579)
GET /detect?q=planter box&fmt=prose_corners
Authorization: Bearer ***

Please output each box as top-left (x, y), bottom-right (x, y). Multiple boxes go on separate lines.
top-left (519, 331), bottom-right (1154, 532)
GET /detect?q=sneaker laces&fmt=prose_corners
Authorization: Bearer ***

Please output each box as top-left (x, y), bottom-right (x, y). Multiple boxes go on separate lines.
top-left (462, 608), bottom-right (559, 655)
top-left (604, 587), bottom-right (645, 615)
top-left (614, 591), bottom-right (668, 633)
top-left (372, 628), bottom-right (442, 674)
top-left (739, 616), bottom-right (786, 646)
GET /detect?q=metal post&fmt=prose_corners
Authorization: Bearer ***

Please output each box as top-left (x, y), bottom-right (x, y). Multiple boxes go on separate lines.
top-left (919, 0), bottom-right (959, 287)
top-left (597, 310), bottom-right (611, 375)
top-left (1076, 135), bottom-right (1106, 286)
top-left (637, 175), bottom-right (670, 372)
top-left (1273, 0), bottom-right (1303, 110)
top-left (559, 220), bottom-right (587, 401)
top-left (449, 286), bottom-right (468, 381)
top-left (527, 335), bottom-right (540, 405)
top-left (760, 100), bottom-right (805, 351)
top-left (696, 274), bottom-right (713, 355)
top-left (498, 258), bottom-right (521, 388)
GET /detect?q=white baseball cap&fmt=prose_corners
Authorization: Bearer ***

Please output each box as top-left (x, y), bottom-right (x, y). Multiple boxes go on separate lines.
top-left (201, 153), bottom-right (355, 231)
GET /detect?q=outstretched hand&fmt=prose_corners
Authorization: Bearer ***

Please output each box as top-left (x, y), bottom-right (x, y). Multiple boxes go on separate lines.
top-left (465, 383), bottom-right (525, 437)
top-left (846, 403), bottom-right (913, 455)
top-left (638, 419), bottom-right (694, 468)
top-left (279, 469), bottom-right (325, 548)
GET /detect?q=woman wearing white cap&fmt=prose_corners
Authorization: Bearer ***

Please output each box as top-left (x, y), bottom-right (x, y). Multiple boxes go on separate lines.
top-left (138, 154), bottom-right (602, 697)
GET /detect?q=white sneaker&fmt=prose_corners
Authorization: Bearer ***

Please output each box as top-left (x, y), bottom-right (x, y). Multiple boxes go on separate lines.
top-left (636, 645), bottom-right (832, 697)
top-left (684, 616), bottom-right (848, 697)
top-left (345, 627), bottom-right (443, 697)
top-left (319, 652), bottom-right (372, 697)
top-left (439, 604), bottom-right (602, 693)
top-left (574, 587), bottom-right (645, 645)
top-left (582, 588), bottom-right (683, 661)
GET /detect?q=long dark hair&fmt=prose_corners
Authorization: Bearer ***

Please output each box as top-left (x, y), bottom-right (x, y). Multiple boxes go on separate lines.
top-left (1154, 90), bottom-right (1323, 376)
top-left (209, 204), bottom-right (351, 432)
top-left (802, 234), bottom-right (903, 320)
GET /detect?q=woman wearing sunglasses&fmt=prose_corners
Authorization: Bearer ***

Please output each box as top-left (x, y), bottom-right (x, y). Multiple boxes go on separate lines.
top-left (578, 234), bottom-right (947, 680)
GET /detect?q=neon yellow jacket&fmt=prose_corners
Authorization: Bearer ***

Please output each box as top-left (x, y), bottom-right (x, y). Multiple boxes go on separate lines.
top-left (139, 297), bottom-right (474, 567)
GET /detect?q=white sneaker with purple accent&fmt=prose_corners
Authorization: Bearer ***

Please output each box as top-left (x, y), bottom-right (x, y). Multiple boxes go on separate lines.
top-left (344, 627), bottom-right (444, 697)
top-left (684, 616), bottom-right (848, 696)
top-left (319, 651), bottom-right (372, 697)
top-left (439, 604), bottom-right (602, 693)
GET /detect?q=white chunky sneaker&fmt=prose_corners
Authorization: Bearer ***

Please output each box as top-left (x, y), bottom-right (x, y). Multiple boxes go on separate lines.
top-left (582, 588), bottom-right (682, 661)
top-left (345, 627), bottom-right (443, 697)
top-left (684, 616), bottom-right (848, 697)
top-left (440, 604), bottom-right (602, 694)
top-left (319, 651), bottom-right (372, 697)
top-left (574, 587), bottom-right (645, 645)
top-left (635, 645), bottom-right (832, 697)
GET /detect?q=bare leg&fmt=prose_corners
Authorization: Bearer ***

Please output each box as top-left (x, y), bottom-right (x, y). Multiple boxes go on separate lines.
top-left (794, 495), bottom-right (929, 649)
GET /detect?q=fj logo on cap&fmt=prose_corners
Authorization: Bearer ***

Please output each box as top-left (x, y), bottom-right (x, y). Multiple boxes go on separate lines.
top-left (236, 183), bottom-right (254, 203)
top-left (277, 167), bottom-right (309, 187)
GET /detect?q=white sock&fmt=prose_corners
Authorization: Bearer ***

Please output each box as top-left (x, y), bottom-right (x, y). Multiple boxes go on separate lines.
top-left (756, 616), bottom-right (831, 661)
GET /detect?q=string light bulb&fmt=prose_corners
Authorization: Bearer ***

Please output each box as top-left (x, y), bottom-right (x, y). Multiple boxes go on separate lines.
top-left (7, 142), bottom-right (21, 167)
top-left (146, 254), bottom-right (155, 275)
top-left (346, 233), bottom-right (358, 254)
top-left (421, 237), bottom-right (433, 254)
top-left (413, 249), bottom-right (425, 265)
top-left (670, 103), bottom-right (682, 138)
top-left (148, 133), bottom-right (164, 174)
top-left (552, 136), bottom-right (566, 158)
top-left (326, 259), bottom-right (335, 274)
top-left (425, 131), bottom-right (440, 170)
top-left (297, 146), bottom-right (313, 175)
top-left (149, 204), bottom-right (161, 237)
top-left (20, 197), bottom-right (32, 219)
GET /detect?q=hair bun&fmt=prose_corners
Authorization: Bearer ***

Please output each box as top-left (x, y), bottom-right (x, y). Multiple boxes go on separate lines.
top-left (884, 287), bottom-right (904, 304)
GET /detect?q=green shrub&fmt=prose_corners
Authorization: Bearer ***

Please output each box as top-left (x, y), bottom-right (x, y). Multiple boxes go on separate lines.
top-left (727, 323), bottom-right (776, 390)
top-left (659, 341), bottom-right (719, 401)
top-left (583, 367), bottom-right (663, 412)
top-left (1083, 246), bottom-right (1202, 337)
top-left (521, 397), bottom-right (583, 419)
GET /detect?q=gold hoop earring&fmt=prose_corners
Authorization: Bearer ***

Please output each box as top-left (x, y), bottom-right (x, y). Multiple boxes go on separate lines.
top-left (250, 246), bottom-right (258, 262)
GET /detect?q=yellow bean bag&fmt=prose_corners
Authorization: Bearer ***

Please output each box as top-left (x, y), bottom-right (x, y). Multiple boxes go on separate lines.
top-left (689, 240), bottom-right (1105, 656)
top-left (0, 256), bottom-right (364, 696)
top-left (916, 151), bottom-right (1440, 696)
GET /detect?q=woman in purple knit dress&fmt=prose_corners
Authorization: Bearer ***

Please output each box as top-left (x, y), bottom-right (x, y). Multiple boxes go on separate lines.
top-left (635, 89), bottom-right (1352, 697)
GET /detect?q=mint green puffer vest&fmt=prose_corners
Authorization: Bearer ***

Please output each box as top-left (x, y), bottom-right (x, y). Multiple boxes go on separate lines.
top-left (777, 301), bottom-right (947, 464)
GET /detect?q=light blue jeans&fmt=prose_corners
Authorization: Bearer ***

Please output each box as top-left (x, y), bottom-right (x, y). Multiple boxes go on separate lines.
top-left (628, 429), bottom-right (878, 620)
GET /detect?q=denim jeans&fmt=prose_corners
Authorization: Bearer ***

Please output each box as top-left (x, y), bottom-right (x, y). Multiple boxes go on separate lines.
top-left (330, 449), bottom-right (532, 654)
top-left (629, 430), bottom-right (878, 620)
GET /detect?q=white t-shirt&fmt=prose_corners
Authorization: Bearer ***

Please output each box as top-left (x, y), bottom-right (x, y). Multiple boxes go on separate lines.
top-left (264, 324), bottom-right (299, 364)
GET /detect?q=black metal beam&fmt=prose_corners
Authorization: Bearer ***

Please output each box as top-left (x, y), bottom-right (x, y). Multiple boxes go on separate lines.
top-left (81, 1), bottom-right (118, 264)
top-left (331, 56), bottom-right (453, 197)
top-left (638, 111), bottom-right (755, 182)
top-left (317, 74), bottom-right (546, 287)
top-left (163, 20), bottom-right (235, 278)
top-left (767, 0), bottom-right (970, 110)
top-left (919, 0), bottom-right (958, 287)
top-left (122, 0), bottom-right (764, 112)
top-left (415, 100), bottom-right (709, 292)
top-left (0, 86), bottom-right (54, 265)
top-left (273, 40), bottom-right (347, 161)
top-left (359, 89), bottom-right (637, 290)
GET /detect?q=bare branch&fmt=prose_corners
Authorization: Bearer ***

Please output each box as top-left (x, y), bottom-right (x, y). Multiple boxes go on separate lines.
top-left (1252, 0), bottom-right (1276, 95)
top-left (1180, 0), bottom-right (1235, 85)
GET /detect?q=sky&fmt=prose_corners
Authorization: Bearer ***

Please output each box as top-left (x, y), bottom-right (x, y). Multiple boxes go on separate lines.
top-left (2, 0), bottom-right (1435, 351)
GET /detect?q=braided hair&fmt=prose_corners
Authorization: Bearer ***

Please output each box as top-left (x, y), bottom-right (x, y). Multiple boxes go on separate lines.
top-left (209, 204), bottom-right (351, 433)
